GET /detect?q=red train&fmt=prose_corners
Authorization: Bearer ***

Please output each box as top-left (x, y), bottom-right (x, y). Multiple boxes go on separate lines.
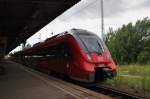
top-left (12, 29), bottom-right (117, 83)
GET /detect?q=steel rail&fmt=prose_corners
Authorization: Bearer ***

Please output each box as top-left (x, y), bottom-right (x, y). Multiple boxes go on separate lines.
top-left (88, 85), bottom-right (145, 99)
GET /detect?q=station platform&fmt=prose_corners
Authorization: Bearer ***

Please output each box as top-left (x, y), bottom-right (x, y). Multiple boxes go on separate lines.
top-left (0, 60), bottom-right (111, 99)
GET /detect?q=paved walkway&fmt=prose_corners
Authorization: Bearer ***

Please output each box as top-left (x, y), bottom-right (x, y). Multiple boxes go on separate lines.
top-left (0, 60), bottom-right (111, 99)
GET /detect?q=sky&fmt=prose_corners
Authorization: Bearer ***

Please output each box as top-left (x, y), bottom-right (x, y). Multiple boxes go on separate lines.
top-left (11, 0), bottom-right (150, 53)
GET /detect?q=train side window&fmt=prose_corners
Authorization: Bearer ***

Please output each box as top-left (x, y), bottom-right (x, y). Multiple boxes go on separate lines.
top-left (42, 45), bottom-right (58, 59)
top-left (31, 43), bottom-right (73, 60)
top-left (60, 43), bottom-right (73, 60)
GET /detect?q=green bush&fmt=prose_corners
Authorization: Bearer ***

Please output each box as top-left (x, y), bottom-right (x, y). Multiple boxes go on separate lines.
top-left (137, 50), bottom-right (150, 64)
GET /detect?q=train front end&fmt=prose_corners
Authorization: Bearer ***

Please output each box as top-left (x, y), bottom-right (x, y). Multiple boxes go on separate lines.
top-left (72, 29), bottom-right (117, 83)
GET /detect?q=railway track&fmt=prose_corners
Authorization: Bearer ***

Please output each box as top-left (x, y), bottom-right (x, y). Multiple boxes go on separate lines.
top-left (49, 73), bottom-right (145, 99)
top-left (15, 62), bottom-right (145, 99)
top-left (88, 85), bottom-right (144, 99)
top-left (30, 69), bottom-right (146, 99)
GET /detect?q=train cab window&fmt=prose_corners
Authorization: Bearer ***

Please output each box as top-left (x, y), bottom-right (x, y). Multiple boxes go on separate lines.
top-left (75, 32), bottom-right (104, 55)
top-left (79, 35), bottom-right (103, 55)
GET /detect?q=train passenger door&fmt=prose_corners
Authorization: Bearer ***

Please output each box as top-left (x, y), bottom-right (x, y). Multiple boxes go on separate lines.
top-left (58, 43), bottom-right (72, 74)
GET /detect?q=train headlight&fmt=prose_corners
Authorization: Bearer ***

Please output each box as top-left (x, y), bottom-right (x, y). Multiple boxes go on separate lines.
top-left (106, 52), bottom-right (111, 60)
top-left (86, 54), bottom-right (93, 61)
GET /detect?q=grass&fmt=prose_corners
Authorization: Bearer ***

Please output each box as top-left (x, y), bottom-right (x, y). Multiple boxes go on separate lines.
top-left (105, 64), bottom-right (150, 92)
top-left (106, 75), bottom-right (150, 91)
top-left (118, 64), bottom-right (150, 77)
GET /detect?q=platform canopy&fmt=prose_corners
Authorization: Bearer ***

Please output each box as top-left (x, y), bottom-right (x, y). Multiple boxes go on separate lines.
top-left (0, 0), bottom-right (80, 54)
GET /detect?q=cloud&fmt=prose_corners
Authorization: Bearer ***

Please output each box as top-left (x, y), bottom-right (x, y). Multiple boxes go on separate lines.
top-left (58, 0), bottom-right (150, 21)
top-left (11, 0), bottom-right (150, 53)
top-left (58, 0), bottom-right (126, 20)
top-left (135, 0), bottom-right (150, 8)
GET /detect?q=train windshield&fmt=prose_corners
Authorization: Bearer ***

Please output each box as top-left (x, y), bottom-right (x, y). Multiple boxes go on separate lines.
top-left (77, 33), bottom-right (104, 55)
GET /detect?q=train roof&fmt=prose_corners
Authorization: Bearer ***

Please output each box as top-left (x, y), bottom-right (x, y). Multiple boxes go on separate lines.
top-left (44, 28), bottom-right (96, 42)
top-left (12, 28), bottom-right (97, 56)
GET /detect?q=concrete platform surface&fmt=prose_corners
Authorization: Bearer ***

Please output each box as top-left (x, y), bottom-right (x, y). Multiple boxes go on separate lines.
top-left (0, 60), bottom-right (112, 99)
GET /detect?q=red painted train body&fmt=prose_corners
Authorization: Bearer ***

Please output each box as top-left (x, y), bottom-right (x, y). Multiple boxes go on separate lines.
top-left (13, 29), bottom-right (117, 83)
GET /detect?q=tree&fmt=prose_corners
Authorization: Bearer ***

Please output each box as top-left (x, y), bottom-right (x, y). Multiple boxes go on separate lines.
top-left (106, 17), bottom-right (150, 64)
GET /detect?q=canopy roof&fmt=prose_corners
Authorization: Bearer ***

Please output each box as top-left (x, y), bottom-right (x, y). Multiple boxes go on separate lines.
top-left (0, 0), bottom-right (80, 54)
